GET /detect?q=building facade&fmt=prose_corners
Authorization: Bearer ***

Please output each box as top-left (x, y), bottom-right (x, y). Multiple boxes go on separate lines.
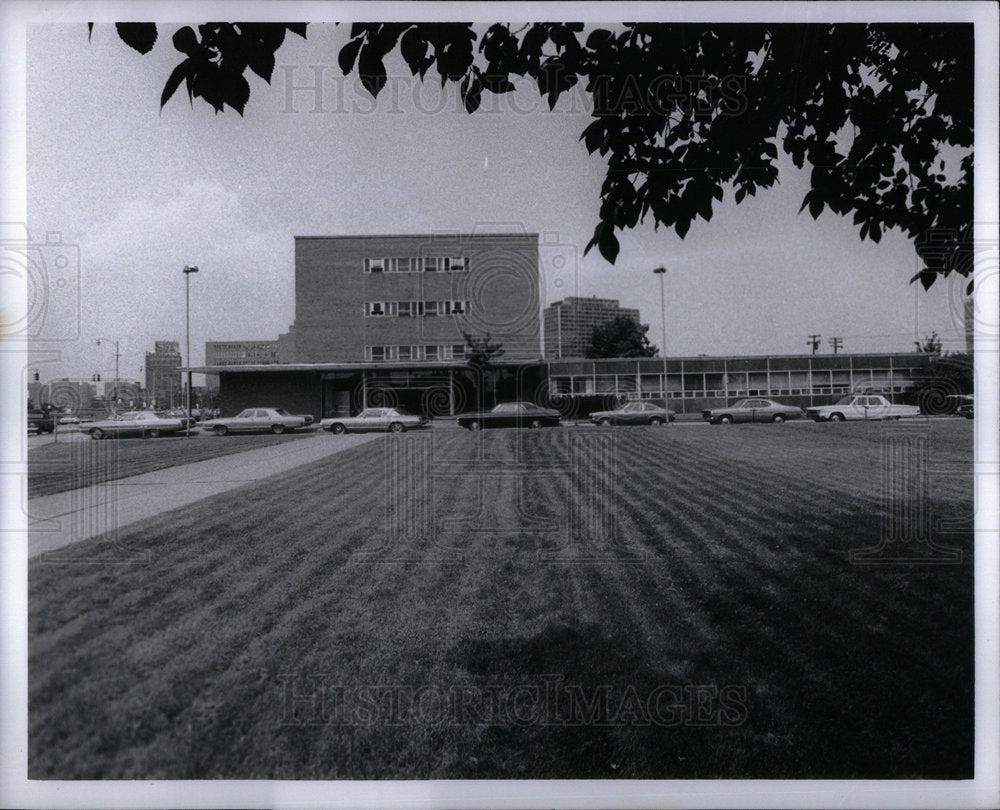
top-left (543, 297), bottom-right (643, 359)
top-left (195, 352), bottom-right (935, 420)
top-left (205, 340), bottom-right (282, 367)
top-left (145, 341), bottom-right (182, 409)
top-left (292, 233), bottom-right (541, 364)
top-left (544, 353), bottom-right (934, 414)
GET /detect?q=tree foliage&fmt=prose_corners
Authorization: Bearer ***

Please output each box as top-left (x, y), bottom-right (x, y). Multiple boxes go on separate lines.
top-left (100, 21), bottom-right (973, 288)
top-left (585, 315), bottom-right (658, 358)
top-left (463, 332), bottom-right (505, 371)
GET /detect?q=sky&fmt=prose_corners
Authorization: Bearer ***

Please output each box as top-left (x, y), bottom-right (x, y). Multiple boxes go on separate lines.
top-left (21, 17), bottom-right (973, 387)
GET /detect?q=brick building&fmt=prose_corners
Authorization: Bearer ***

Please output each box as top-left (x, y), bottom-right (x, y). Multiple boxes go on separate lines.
top-left (145, 341), bottom-right (181, 409)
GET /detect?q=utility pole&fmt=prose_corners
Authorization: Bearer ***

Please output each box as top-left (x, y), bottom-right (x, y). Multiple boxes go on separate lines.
top-left (807, 334), bottom-right (821, 355)
top-left (829, 337), bottom-right (843, 355)
top-left (653, 266), bottom-right (667, 405)
top-left (183, 265), bottom-right (199, 437)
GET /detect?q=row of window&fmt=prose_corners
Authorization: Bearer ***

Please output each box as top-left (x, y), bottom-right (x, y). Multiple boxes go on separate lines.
top-left (364, 257), bottom-right (470, 274)
top-left (365, 345), bottom-right (468, 362)
top-left (554, 385), bottom-right (910, 399)
top-left (364, 300), bottom-right (470, 317)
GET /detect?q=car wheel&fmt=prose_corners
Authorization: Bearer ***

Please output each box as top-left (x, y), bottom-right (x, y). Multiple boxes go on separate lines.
top-left (271, 424), bottom-right (285, 434)
top-left (213, 425), bottom-right (228, 436)
top-left (598, 417), bottom-right (612, 427)
top-left (90, 428), bottom-right (105, 440)
top-left (468, 420), bottom-right (481, 431)
top-left (148, 428), bottom-right (161, 438)
top-left (719, 415), bottom-right (733, 424)
top-left (389, 422), bottom-right (405, 433)
top-left (772, 414), bottom-right (785, 423)
top-left (329, 423), bottom-right (346, 434)
top-left (649, 417), bottom-right (664, 426)
top-left (830, 413), bottom-right (845, 422)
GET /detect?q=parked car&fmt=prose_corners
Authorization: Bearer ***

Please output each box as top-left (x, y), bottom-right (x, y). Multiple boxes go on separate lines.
top-left (805, 394), bottom-right (922, 422)
top-left (200, 407), bottom-right (314, 436)
top-left (321, 407), bottom-right (429, 434)
top-left (703, 398), bottom-right (804, 424)
top-left (590, 401), bottom-right (675, 426)
top-left (456, 401), bottom-right (561, 430)
top-left (28, 409), bottom-right (56, 434)
top-left (87, 410), bottom-right (195, 439)
top-left (159, 408), bottom-right (201, 421)
top-left (948, 394), bottom-right (974, 419)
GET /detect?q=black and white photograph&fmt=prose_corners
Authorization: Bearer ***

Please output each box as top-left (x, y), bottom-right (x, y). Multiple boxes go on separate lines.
top-left (2, 1), bottom-right (998, 808)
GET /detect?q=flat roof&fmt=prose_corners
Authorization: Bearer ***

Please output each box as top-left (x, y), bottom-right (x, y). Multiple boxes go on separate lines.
top-left (187, 351), bottom-right (931, 374)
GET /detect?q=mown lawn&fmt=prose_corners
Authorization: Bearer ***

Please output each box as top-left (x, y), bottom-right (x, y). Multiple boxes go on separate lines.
top-left (28, 421), bottom-right (974, 779)
top-left (27, 432), bottom-right (314, 498)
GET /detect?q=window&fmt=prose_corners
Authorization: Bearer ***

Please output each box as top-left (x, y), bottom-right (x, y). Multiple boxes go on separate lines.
top-left (447, 257), bottom-right (469, 272)
top-left (451, 300), bottom-right (468, 315)
top-left (397, 300), bottom-right (412, 317)
top-left (365, 258), bottom-right (384, 273)
top-left (425, 345), bottom-right (439, 360)
top-left (423, 257), bottom-right (440, 272)
top-left (452, 344), bottom-right (466, 359)
top-left (366, 302), bottom-right (385, 316)
top-left (370, 346), bottom-right (385, 362)
top-left (396, 258), bottom-right (411, 273)
top-left (398, 345), bottom-right (413, 360)
top-left (425, 301), bottom-right (438, 316)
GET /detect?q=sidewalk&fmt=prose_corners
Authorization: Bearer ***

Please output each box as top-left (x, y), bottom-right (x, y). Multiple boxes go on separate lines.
top-left (28, 433), bottom-right (379, 558)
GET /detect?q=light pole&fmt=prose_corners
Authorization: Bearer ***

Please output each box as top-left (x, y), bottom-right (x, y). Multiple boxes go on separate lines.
top-left (653, 266), bottom-right (668, 405)
top-left (96, 337), bottom-right (120, 410)
top-left (183, 265), bottom-right (199, 437)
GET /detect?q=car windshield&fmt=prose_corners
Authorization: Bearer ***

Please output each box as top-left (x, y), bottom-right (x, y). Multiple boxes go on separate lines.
top-left (273, 408), bottom-right (290, 416)
top-left (730, 399), bottom-right (751, 408)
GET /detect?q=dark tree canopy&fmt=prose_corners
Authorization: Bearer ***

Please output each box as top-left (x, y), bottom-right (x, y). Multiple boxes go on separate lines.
top-left (463, 332), bottom-right (505, 370)
top-left (99, 21), bottom-right (973, 289)
top-left (585, 315), bottom-right (658, 358)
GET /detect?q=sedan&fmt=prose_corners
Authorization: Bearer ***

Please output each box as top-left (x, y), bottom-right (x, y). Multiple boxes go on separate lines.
top-left (703, 398), bottom-right (804, 424)
top-left (590, 401), bottom-right (675, 426)
top-left (321, 407), bottom-right (430, 434)
top-left (200, 407), bottom-right (314, 436)
top-left (87, 411), bottom-right (195, 439)
top-left (456, 401), bottom-right (561, 430)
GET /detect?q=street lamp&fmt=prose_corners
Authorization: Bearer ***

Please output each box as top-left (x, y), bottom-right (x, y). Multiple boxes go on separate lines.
top-left (653, 266), bottom-right (668, 404)
top-left (96, 337), bottom-right (120, 411)
top-left (183, 265), bottom-right (199, 437)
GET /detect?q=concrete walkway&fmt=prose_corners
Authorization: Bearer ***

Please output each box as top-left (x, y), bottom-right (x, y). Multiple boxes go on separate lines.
top-left (28, 433), bottom-right (379, 558)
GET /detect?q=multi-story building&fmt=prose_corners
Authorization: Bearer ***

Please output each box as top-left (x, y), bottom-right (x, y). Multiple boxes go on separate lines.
top-left (145, 341), bottom-right (181, 409)
top-left (543, 297), bottom-right (643, 359)
top-left (293, 233), bottom-right (541, 364)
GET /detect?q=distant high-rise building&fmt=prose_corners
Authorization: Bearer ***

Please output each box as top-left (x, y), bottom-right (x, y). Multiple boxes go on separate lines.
top-left (145, 342), bottom-right (181, 409)
top-left (543, 297), bottom-right (642, 359)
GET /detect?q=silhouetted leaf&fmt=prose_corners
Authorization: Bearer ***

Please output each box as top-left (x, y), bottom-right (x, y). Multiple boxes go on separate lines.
top-left (160, 61), bottom-right (190, 109)
top-left (116, 23), bottom-right (157, 54)
top-left (358, 44), bottom-right (387, 97)
top-left (173, 26), bottom-right (198, 55)
top-left (247, 47), bottom-right (275, 83)
top-left (338, 36), bottom-right (364, 75)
